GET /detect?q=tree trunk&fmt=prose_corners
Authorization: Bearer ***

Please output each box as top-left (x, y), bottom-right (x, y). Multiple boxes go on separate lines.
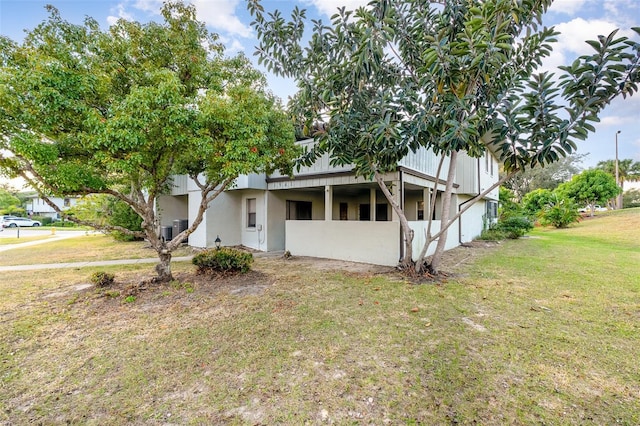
top-left (426, 150), bottom-right (458, 274)
top-left (373, 169), bottom-right (414, 269)
top-left (155, 251), bottom-right (173, 282)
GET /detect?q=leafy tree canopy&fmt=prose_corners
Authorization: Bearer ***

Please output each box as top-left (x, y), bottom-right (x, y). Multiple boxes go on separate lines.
top-left (557, 169), bottom-right (621, 213)
top-left (0, 1), bottom-right (298, 280)
top-left (0, 188), bottom-right (24, 215)
top-left (504, 153), bottom-right (587, 200)
top-left (249, 0), bottom-right (640, 272)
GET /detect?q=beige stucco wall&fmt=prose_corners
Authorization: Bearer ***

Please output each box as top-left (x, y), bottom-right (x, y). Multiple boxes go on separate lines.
top-left (409, 219), bottom-right (460, 259)
top-left (286, 220), bottom-right (401, 266)
top-left (239, 190), bottom-right (266, 250)
top-left (266, 191), bottom-right (286, 251)
top-left (157, 195), bottom-right (188, 227)
top-left (459, 196), bottom-right (487, 243)
top-left (188, 190), bottom-right (241, 248)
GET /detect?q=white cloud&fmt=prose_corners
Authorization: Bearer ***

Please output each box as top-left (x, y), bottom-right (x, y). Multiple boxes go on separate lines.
top-left (548, 0), bottom-right (589, 15)
top-left (133, 0), bottom-right (163, 14)
top-left (540, 17), bottom-right (630, 72)
top-left (303, 0), bottom-right (370, 18)
top-left (600, 116), bottom-right (630, 127)
top-left (192, 0), bottom-right (251, 38)
top-left (107, 2), bottom-right (136, 26)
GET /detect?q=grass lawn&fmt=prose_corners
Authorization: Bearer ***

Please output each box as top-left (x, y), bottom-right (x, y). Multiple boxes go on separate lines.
top-left (0, 235), bottom-right (53, 246)
top-left (1, 209), bottom-right (638, 424)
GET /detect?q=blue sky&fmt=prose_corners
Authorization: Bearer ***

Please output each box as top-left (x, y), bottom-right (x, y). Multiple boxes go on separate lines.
top-left (1, 0), bottom-right (639, 170)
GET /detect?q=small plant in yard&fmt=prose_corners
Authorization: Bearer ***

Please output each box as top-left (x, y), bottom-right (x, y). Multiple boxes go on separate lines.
top-left (171, 280), bottom-right (195, 293)
top-left (123, 295), bottom-right (135, 303)
top-left (478, 217), bottom-right (533, 240)
top-left (496, 216), bottom-right (534, 238)
top-left (103, 290), bottom-right (120, 298)
top-left (539, 194), bottom-right (581, 228)
top-left (90, 271), bottom-right (115, 287)
top-left (192, 247), bottom-right (253, 274)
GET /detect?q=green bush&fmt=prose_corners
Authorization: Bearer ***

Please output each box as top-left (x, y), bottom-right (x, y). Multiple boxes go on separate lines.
top-left (623, 189), bottom-right (640, 209)
top-left (109, 199), bottom-right (143, 241)
top-left (477, 227), bottom-right (508, 241)
top-left (192, 247), bottom-right (254, 274)
top-left (90, 271), bottom-right (115, 287)
top-left (30, 216), bottom-right (53, 225)
top-left (539, 195), bottom-right (580, 228)
top-left (522, 188), bottom-right (554, 219)
top-left (496, 216), bottom-right (534, 239)
top-left (478, 216), bottom-right (533, 241)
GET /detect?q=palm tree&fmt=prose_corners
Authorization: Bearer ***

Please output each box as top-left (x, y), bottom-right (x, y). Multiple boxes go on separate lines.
top-left (596, 159), bottom-right (640, 208)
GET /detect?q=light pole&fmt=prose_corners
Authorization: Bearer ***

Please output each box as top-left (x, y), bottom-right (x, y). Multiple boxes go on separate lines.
top-left (615, 130), bottom-right (621, 209)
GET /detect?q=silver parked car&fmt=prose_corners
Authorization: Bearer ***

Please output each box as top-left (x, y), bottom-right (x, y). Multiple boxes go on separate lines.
top-left (1, 217), bottom-right (42, 228)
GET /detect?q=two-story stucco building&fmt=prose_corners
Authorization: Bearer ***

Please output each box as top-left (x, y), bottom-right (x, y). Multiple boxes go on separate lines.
top-left (157, 140), bottom-right (499, 266)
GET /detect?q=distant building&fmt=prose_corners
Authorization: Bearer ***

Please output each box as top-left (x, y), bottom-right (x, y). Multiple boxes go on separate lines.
top-left (23, 193), bottom-right (79, 219)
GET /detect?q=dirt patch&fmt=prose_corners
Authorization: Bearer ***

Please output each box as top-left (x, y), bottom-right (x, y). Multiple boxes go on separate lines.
top-left (42, 242), bottom-right (500, 308)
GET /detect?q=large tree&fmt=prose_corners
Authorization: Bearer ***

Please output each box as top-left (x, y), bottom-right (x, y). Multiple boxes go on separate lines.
top-left (0, 2), bottom-right (298, 281)
top-left (504, 153), bottom-right (587, 202)
top-left (0, 188), bottom-right (24, 216)
top-left (249, 0), bottom-right (640, 273)
top-left (558, 169), bottom-right (621, 216)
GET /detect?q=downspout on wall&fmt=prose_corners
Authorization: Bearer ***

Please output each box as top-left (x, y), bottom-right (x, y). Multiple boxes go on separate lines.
top-left (399, 169), bottom-right (404, 262)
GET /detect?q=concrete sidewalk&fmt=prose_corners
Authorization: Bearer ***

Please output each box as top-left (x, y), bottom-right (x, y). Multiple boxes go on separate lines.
top-left (0, 251), bottom-right (283, 272)
top-left (0, 232), bottom-right (83, 253)
top-left (0, 256), bottom-right (194, 272)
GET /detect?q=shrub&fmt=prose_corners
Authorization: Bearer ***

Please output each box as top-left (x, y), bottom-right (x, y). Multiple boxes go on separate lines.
top-left (108, 199), bottom-right (143, 241)
top-left (90, 271), bottom-right (115, 287)
top-left (623, 189), bottom-right (640, 209)
top-left (496, 216), bottom-right (534, 239)
top-left (32, 216), bottom-right (53, 225)
top-left (522, 188), bottom-right (554, 220)
top-left (192, 247), bottom-right (253, 274)
top-left (538, 195), bottom-right (580, 228)
top-left (477, 227), bottom-right (508, 241)
top-left (477, 216), bottom-right (533, 241)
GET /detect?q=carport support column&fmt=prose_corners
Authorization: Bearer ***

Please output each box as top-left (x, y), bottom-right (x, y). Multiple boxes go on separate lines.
top-left (424, 188), bottom-right (431, 220)
top-left (370, 188), bottom-right (376, 221)
top-left (324, 185), bottom-right (333, 221)
top-left (391, 180), bottom-right (400, 222)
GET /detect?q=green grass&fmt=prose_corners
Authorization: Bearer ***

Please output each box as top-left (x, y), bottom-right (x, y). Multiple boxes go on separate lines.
top-left (0, 235), bottom-right (54, 245)
top-left (0, 209), bottom-right (639, 424)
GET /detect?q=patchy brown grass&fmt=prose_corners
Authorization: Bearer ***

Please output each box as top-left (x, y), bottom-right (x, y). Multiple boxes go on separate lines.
top-left (1, 210), bottom-right (639, 424)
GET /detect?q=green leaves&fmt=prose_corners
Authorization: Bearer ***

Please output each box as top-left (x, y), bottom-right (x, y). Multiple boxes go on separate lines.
top-left (249, 0), bottom-right (639, 182)
top-left (557, 169), bottom-right (621, 207)
top-left (0, 0), bottom-right (297, 244)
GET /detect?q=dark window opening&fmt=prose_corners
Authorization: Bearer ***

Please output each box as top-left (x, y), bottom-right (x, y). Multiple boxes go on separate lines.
top-left (417, 201), bottom-right (424, 221)
top-left (359, 204), bottom-right (370, 221)
top-left (286, 200), bottom-right (312, 220)
top-left (486, 201), bottom-right (498, 220)
top-left (376, 203), bottom-right (388, 221)
top-left (339, 203), bottom-right (348, 220)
